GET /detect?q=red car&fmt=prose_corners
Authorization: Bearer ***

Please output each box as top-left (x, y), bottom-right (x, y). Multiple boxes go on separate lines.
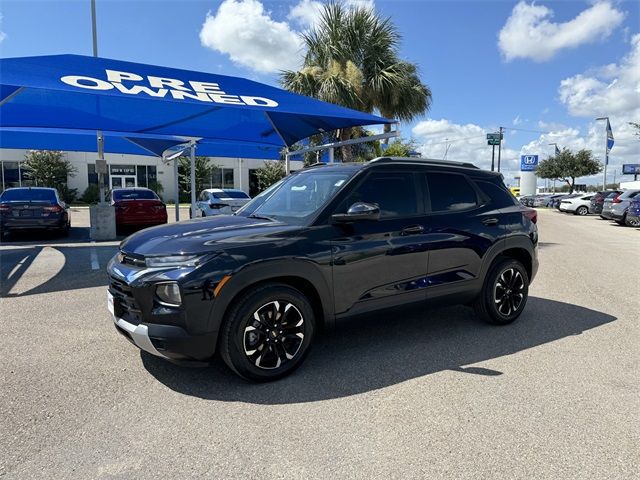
top-left (110, 188), bottom-right (167, 233)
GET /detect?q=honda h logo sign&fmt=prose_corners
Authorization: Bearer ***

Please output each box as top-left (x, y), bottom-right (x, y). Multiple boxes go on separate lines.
top-left (520, 155), bottom-right (538, 171)
top-left (60, 69), bottom-right (279, 107)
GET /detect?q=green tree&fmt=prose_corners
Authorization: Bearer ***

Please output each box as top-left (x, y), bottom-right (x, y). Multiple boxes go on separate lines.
top-left (177, 156), bottom-right (217, 203)
top-left (255, 160), bottom-right (286, 192)
top-left (382, 138), bottom-right (418, 157)
top-left (536, 148), bottom-right (602, 193)
top-left (22, 150), bottom-right (76, 188)
top-left (281, 2), bottom-right (431, 160)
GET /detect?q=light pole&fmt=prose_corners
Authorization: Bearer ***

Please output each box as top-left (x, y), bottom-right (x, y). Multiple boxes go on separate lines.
top-left (90, 0), bottom-right (106, 204)
top-left (595, 117), bottom-right (609, 190)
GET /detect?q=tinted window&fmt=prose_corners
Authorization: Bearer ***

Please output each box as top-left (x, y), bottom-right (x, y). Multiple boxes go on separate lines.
top-left (214, 190), bottom-right (250, 199)
top-left (475, 180), bottom-right (517, 208)
top-left (339, 172), bottom-right (418, 218)
top-left (112, 190), bottom-right (158, 201)
top-left (426, 173), bottom-right (478, 212)
top-left (0, 188), bottom-right (57, 203)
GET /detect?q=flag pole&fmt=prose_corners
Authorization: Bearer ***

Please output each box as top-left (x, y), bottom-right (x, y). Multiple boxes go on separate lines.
top-left (596, 117), bottom-right (609, 190)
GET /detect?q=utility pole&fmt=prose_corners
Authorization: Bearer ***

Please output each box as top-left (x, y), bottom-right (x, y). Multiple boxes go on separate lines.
top-left (490, 144), bottom-right (495, 171)
top-left (91, 0), bottom-right (105, 204)
top-left (497, 126), bottom-right (504, 172)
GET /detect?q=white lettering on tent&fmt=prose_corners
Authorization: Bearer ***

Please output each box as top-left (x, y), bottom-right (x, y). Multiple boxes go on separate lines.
top-left (169, 90), bottom-right (212, 102)
top-left (190, 81), bottom-right (224, 94)
top-left (59, 70), bottom-right (279, 107)
top-left (210, 94), bottom-right (244, 105)
top-left (148, 76), bottom-right (190, 91)
top-left (113, 83), bottom-right (168, 97)
top-left (61, 75), bottom-right (114, 90)
top-left (241, 96), bottom-right (278, 107)
top-left (106, 70), bottom-right (143, 83)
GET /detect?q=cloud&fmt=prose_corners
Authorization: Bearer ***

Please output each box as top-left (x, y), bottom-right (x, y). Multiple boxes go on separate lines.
top-left (288, 0), bottom-right (323, 28)
top-left (559, 34), bottom-right (640, 119)
top-left (199, 0), bottom-right (303, 73)
top-left (0, 14), bottom-right (6, 43)
top-left (498, 1), bottom-right (625, 62)
top-left (411, 119), bottom-right (521, 176)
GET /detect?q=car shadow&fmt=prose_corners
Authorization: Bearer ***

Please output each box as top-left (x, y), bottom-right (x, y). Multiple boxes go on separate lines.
top-left (142, 297), bottom-right (616, 404)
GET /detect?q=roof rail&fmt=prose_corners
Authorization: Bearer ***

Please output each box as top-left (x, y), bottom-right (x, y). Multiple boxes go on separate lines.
top-left (369, 157), bottom-right (479, 169)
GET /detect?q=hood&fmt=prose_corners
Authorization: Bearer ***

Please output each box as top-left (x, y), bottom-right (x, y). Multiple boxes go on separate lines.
top-left (120, 215), bottom-right (301, 256)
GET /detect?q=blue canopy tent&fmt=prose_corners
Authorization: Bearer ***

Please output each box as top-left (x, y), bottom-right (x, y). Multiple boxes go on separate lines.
top-left (0, 54), bottom-right (392, 219)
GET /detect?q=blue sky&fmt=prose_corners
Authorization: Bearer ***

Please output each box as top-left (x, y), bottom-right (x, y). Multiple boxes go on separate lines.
top-left (1, 0), bottom-right (639, 183)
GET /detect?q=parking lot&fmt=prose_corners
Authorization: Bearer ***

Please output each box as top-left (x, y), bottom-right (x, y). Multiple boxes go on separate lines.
top-left (1, 208), bottom-right (638, 479)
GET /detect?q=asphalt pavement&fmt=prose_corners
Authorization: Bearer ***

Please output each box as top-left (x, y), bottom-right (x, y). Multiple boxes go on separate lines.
top-left (0, 208), bottom-right (638, 479)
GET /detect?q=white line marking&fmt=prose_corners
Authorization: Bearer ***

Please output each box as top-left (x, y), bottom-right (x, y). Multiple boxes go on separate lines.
top-left (90, 241), bottom-right (99, 270)
top-left (7, 255), bottom-right (30, 280)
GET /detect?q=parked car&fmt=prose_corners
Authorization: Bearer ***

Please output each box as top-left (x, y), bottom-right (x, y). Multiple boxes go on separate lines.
top-left (559, 194), bottom-right (593, 215)
top-left (546, 194), bottom-right (569, 209)
top-left (109, 187), bottom-right (167, 233)
top-left (0, 187), bottom-right (70, 239)
top-left (532, 194), bottom-right (554, 208)
top-left (625, 197), bottom-right (640, 227)
top-left (601, 191), bottom-right (624, 219)
top-left (195, 188), bottom-right (251, 217)
top-left (107, 157), bottom-right (538, 381)
top-left (590, 190), bottom-right (622, 215)
top-left (519, 195), bottom-right (534, 207)
top-left (609, 189), bottom-right (640, 225)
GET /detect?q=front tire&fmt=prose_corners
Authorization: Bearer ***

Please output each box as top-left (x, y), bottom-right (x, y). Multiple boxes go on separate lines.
top-left (625, 215), bottom-right (640, 227)
top-left (473, 258), bottom-right (529, 325)
top-left (219, 283), bottom-right (316, 382)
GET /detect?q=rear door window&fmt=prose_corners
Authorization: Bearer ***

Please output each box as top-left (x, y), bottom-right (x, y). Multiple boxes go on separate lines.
top-left (474, 180), bottom-right (517, 208)
top-left (425, 173), bottom-right (478, 212)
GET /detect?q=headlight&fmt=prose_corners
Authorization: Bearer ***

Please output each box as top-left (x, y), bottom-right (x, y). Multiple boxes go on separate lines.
top-left (156, 282), bottom-right (182, 306)
top-left (145, 254), bottom-right (203, 268)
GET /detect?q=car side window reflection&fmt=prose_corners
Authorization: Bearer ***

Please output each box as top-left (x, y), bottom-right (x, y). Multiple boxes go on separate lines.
top-left (426, 172), bottom-right (478, 212)
top-left (338, 172), bottom-right (418, 218)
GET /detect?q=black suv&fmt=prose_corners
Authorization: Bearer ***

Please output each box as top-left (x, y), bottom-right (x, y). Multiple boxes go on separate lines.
top-left (107, 158), bottom-right (538, 381)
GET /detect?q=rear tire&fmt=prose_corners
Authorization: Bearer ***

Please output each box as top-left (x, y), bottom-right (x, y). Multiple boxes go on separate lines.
top-left (575, 206), bottom-right (588, 216)
top-left (219, 283), bottom-right (316, 382)
top-left (473, 257), bottom-right (529, 325)
top-left (625, 215), bottom-right (640, 227)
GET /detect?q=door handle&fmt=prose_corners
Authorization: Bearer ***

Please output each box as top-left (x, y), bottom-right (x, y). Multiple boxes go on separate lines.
top-left (482, 217), bottom-right (500, 226)
top-left (401, 224), bottom-right (425, 235)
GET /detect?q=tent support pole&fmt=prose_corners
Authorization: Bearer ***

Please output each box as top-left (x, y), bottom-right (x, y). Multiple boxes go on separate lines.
top-left (328, 148), bottom-right (334, 163)
top-left (285, 150), bottom-right (290, 174)
top-left (190, 141), bottom-right (197, 219)
top-left (174, 157), bottom-right (180, 221)
top-left (288, 129), bottom-right (398, 159)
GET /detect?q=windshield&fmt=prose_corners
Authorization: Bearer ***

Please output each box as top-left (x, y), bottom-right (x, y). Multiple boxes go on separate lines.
top-left (0, 188), bottom-right (57, 203)
top-left (237, 169), bottom-right (355, 225)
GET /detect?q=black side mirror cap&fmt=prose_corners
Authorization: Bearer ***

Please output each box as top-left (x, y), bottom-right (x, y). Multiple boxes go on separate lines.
top-left (331, 202), bottom-right (380, 223)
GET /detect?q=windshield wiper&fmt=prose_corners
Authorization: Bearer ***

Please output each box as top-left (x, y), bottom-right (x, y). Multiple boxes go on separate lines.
top-left (248, 214), bottom-right (276, 221)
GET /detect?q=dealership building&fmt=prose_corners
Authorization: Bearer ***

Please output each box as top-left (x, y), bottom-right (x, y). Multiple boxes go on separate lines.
top-left (0, 148), bottom-right (303, 201)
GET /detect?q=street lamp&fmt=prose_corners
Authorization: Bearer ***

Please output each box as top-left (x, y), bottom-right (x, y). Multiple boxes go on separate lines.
top-left (595, 117), bottom-right (609, 190)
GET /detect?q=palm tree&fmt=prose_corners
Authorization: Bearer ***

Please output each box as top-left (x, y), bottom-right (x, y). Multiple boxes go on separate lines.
top-left (281, 2), bottom-right (431, 159)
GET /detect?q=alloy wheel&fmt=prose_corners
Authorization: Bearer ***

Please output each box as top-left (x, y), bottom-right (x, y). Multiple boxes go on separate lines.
top-left (493, 268), bottom-right (525, 317)
top-left (243, 301), bottom-right (305, 369)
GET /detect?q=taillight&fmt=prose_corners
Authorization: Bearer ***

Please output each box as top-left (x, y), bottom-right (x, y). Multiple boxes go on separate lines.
top-left (522, 209), bottom-right (537, 224)
top-left (612, 196), bottom-right (622, 204)
top-left (43, 205), bottom-right (63, 213)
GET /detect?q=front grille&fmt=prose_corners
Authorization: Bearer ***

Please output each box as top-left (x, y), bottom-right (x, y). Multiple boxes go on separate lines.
top-left (109, 276), bottom-right (142, 322)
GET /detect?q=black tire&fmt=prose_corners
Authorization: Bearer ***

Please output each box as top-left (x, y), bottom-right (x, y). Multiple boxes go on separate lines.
top-left (575, 206), bottom-right (588, 216)
top-left (625, 215), bottom-right (640, 227)
top-left (201, 210), bottom-right (206, 218)
top-left (219, 283), bottom-right (316, 382)
top-left (0, 229), bottom-right (7, 241)
top-left (473, 257), bottom-right (529, 325)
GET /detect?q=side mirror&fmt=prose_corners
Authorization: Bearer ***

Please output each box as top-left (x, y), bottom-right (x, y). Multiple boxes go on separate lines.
top-left (331, 202), bottom-right (380, 223)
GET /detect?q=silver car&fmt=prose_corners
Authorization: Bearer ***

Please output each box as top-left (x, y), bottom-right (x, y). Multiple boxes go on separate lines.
top-left (609, 189), bottom-right (640, 225)
top-left (195, 188), bottom-right (251, 217)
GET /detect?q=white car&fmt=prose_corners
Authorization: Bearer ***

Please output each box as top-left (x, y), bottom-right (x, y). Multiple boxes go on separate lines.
top-left (559, 194), bottom-right (593, 215)
top-left (195, 188), bottom-right (251, 217)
